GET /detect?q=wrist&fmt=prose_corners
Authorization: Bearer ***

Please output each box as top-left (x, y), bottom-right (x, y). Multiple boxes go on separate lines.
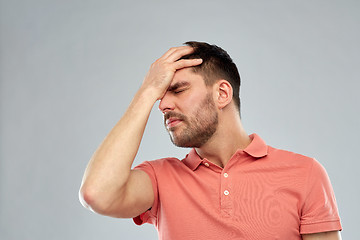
top-left (138, 84), bottom-right (163, 102)
top-left (132, 85), bottom-right (160, 109)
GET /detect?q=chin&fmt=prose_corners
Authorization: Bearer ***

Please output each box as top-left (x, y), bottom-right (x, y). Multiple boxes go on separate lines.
top-left (170, 136), bottom-right (202, 148)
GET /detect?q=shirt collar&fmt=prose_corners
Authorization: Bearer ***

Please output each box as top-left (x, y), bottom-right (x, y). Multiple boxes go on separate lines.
top-left (243, 133), bottom-right (268, 158)
top-left (182, 149), bottom-right (203, 171)
top-left (182, 133), bottom-right (268, 171)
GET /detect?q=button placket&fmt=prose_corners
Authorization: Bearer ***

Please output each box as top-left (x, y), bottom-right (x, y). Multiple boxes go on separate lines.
top-left (223, 172), bottom-right (230, 196)
top-left (220, 169), bottom-right (232, 217)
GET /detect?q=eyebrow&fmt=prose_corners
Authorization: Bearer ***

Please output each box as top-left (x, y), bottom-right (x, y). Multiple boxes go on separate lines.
top-left (168, 81), bottom-right (190, 92)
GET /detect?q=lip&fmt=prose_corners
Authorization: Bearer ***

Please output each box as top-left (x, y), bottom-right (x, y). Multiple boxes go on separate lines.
top-left (166, 118), bottom-right (182, 129)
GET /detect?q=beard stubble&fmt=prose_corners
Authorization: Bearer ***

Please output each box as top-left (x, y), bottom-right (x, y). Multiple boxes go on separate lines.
top-left (164, 92), bottom-right (219, 148)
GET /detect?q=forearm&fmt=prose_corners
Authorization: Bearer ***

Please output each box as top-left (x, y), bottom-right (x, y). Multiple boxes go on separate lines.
top-left (79, 46), bottom-right (202, 214)
top-left (79, 86), bottom-right (157, 212)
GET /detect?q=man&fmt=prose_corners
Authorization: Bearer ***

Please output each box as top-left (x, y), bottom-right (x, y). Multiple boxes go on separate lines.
top-left (79, 42), bottom-right (342, 239)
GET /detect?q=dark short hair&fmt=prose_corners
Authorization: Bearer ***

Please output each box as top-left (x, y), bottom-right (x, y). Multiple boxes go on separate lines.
top-left (182, 41), bottom-right (241, 113)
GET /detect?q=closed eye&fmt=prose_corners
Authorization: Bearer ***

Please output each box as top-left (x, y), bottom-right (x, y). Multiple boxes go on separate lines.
top-left (174, 89), bottom-right (185, 94)
top-left (168, 81), bottom-right (190, 94)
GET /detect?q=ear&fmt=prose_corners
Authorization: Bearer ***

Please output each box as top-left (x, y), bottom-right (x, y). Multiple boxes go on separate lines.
top-left (214, 80), bottom-right (233, 110)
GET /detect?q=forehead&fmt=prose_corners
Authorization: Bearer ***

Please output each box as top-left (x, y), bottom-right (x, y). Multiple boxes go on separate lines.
top-left (171, 68), bottom-right (206, 87)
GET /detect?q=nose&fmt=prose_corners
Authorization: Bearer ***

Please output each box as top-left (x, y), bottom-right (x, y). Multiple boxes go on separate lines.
top-left (158, 91), bottom-right (175, 113)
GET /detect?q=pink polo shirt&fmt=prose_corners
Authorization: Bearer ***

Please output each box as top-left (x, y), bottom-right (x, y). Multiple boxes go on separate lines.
top-left (133, 134), bottom-right (341, 239)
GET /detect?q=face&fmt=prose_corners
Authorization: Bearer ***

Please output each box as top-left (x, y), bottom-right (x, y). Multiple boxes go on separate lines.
top-left (160, 68), bottom-right (219, 148)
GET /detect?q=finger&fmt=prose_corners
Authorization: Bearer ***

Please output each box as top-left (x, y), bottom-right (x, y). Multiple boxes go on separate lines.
top-left (173, 58), bottom-right (203, 70)
top-left (161, 46), bottom-right (191, 60)
top-left (165, 46), bottom-right (195, 62)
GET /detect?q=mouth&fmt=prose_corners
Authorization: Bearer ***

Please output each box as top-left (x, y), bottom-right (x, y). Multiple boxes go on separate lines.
top-left (166, 118), bottom-right (183, 129)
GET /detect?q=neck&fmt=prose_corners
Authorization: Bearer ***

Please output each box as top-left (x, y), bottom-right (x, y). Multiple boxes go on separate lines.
top-left (195, 112), bottom-right (251, 168)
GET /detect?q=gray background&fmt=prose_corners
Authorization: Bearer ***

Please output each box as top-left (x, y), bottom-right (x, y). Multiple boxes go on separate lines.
top-left (0, 0), bottom-right (359, 239)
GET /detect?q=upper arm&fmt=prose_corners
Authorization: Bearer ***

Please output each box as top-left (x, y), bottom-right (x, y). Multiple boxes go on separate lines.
top-left (300, 159), bottom-right (342, 233)
top-left (105, 169), bottom-right (154, 218)
top-left (302, 231), bottom-right (342, 240)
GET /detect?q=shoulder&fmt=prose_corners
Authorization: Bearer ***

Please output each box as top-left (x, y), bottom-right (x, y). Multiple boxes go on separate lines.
top-left (266, 146), bottom-right (332, 185)
top-left (134, 157), bottom-right (186, 173)
top-left (249, 134), bottom-right (316, 167)
top-left (141, 157), bottom-right (182, 167)
top-left (267, 145), bottom-right (317, 166)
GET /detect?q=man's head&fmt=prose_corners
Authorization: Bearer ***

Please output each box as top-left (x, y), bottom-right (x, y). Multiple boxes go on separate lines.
top-left (160, 42), bottom-right (241, 148)
top-left (161, 67), bottom-right (219, 148)
top-left (181, 41), bottom-right (241, 113)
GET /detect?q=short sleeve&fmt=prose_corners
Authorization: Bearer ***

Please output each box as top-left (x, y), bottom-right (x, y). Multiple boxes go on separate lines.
top-left (300, 159), bottom-right (342, 234)
top-left (132, 161), bottom-right (159, 226)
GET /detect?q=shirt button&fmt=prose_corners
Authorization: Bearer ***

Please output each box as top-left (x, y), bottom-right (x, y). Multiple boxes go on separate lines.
top-left (223, 173), bottom-right (229, 178)
top-left (204, 162), bottom-right (210, 167)
top-left (224, 190), bottom-right (229, 196)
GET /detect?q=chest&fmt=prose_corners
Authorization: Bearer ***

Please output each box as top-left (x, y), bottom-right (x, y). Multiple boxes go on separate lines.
top-left (156, 163), bottom-right (306, 239)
